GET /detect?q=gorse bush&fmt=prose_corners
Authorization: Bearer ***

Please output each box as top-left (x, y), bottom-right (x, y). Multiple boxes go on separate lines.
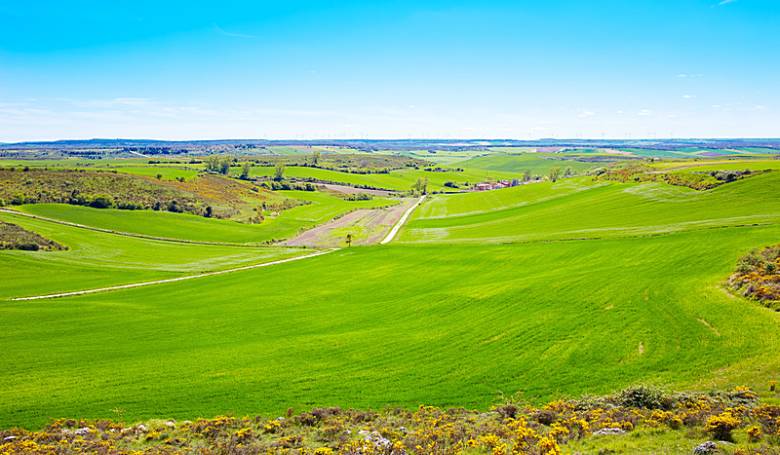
top-left (0, 386), bottom-right (775, 454)
top-left (729, 245), bottom-right (780, 309)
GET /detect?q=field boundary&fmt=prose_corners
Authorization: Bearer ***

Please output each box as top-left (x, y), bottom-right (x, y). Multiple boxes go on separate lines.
top-left (380, 195), bottom-right (425, 244)
top-left (0, 208), bottom-right (281, 248)
top-left (10, 249), bottom-right (337, 301)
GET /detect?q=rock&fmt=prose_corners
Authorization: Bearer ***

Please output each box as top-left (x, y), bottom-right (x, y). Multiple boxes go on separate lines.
top-left (136, 424), bottom-right (148, 433)
top-left (359, 430), bottom-right (391, 448)
top-left (693, 441), bottom-right (718, 455)
top-left (164, 420), bottom-right (176, 429)
top-left (74, 427), bottom-right (91, 436)
top-left (593, 427), bottom-right (625, 436)
top-left (3, 436), bottom-right (17, 441)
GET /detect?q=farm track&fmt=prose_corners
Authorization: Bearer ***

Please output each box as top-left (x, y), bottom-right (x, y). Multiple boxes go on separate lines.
top-left (381, 195), bottom-right (424, 244)
top-left (6, 195), bottom-right (423, 301)
top-left (10, 249), bottom-right (337, 301)
top-left (0, 208), bottom-right (273, 248)
top-left (284, 196), bottom-right (424, 247)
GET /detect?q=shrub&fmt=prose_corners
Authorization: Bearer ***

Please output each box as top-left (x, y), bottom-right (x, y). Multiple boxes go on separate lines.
top-left (89, 195), bottom-right (114, 209)
top-left (705, 411), bottom-right (740, 441)
top-left (617, 386), bottom-right (667, 409)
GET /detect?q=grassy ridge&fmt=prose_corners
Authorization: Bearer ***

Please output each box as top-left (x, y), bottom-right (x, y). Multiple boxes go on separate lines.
top-left (18, 191), bottom-right (397, 244)
top-left (457, 152), bottom-right (603, 174)
top-left (1, 226), bottom-right (779, 427)
top-left (401, 172), bottom-right (780, 243)
top-left (0, 211), bottom-right (303, 300)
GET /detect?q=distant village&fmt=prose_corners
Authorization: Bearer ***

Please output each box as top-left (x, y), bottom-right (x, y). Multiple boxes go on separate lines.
top-left (473, 177), bottom-right (542, 191)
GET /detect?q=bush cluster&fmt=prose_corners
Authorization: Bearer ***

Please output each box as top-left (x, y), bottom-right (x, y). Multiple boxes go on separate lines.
top-left (1, 386), bottom-right (778, 454)
top-left (730, 245), bottom-right (780, 309)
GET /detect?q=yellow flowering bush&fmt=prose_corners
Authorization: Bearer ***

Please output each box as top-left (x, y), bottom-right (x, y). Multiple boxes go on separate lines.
top-left (0, 386), bottom-right (777, 454)
top-left (705, 411), bottom-right (741, 441)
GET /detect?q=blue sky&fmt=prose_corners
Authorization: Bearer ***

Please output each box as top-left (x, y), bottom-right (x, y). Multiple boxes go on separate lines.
top-left (0, 0), bottom-right (778, 141)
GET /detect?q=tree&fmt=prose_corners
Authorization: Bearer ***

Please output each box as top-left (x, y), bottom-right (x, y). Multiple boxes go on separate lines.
top-left (522, 169), bottom-right (531, 182)
top-left (345, 233), bottom-right (353, 247)
top-left (548, 167), bottom-right (561, 182)
top-left (240, 162), bottom-right (252, 180)
top-left (564, 167), bottom-right (574, 177)
top-left (412, 176), bottom-right (429, 194)
top-left (205, 155), bottom-right (220, 173)
top-left (274, 163), bottom-right (285, 181)
top-left (311, 151), bottom-right (321, 166)
top-left (219, 159), bottom-right (230, 175)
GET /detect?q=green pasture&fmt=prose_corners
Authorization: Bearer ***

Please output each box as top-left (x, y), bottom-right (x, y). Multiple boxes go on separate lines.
top-left (1, 153), bottom-right (780, 431)
top-left (0, 210), bottom-right (303, 300)
top-left (400, 172), bottom-right (780, 243)
top-left (457, 152), bottom-right (604, 175)
top-left (16, 192), bottom-right (396, 244)
top-left (1, 225), bottom-right (779, 427)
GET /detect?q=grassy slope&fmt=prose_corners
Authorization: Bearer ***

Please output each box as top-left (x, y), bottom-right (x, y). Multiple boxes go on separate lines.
top-left (0, 211), bottom-right (303, 300)
top-left (17, 191), bottom-right (396, 244)
top-left (457, 152), bottom-right (603, 175)
top-left (651, 159), bottom-right (780, 172)
top-left (400, 173), bottom-right (780, 243)
top-left (414, 178), bottom-right (600, 218)
top-left (1, 226), bottom-right (779, 428)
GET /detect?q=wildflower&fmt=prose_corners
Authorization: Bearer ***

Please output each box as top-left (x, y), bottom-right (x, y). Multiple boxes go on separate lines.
top-left (263, 419), bottom-right (282, 434)
top-left (747, 425), bottom-right (762, 442)
top-left (235, 427), bottom-right (253, 441)
top-left (537, 435), bottom-right (562, 455)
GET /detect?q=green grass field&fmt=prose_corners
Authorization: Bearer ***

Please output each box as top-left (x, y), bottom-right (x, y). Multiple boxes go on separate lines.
top-left (400, 173), bottom-right (780, 243)
top-left (1, 153), bottom-right (780, 436)
top-left (457, 152), bottom-right (603, 175)
top-left (16, 190), bottom-right (397, 244)
top-left (0, 210), bottom-right (304, 300)
top-left (1, 226), bottom-right (779, 428)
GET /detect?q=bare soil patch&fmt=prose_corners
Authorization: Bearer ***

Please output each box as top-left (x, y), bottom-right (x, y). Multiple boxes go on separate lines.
top-left (284, 199), bottom-right (415, 247)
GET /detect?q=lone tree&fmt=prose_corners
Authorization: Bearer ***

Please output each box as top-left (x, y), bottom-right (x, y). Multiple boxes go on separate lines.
top-left (522, 169), bottom-right (531, 182)
top-left (240, 162), bottom-right (252, 180)
top-left (274, 163), bottom-right (285, 181)
top-left (548, 167), bottom-right (561, 182)
top-left (205, 155), bottom-right (231, 175)
top-left (345, 233), bottom-right (353, 247)
top-left (412, 176), bottom-right (429, 195)
top-left (311, 151), bottom-right (321, 166)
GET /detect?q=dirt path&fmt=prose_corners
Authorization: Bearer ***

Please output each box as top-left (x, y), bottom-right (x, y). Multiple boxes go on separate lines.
top-left (284, 197), bottom-right (421, 247)
top-left (380, 195), bottom-right (424, 244)
top-left (10, 249), bottom-right (337, 301)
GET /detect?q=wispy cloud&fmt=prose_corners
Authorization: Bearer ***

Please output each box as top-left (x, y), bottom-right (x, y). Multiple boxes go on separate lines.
top-left (577, 110), bottom-right (595, 119)
top-left (718, 0), bottom-right (737, 5)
